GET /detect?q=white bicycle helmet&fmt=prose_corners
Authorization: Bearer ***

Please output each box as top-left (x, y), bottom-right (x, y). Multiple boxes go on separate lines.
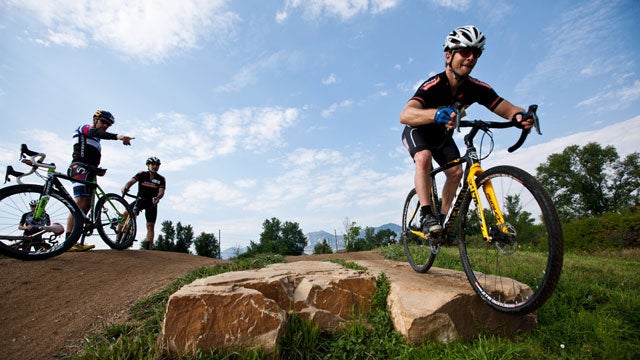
top-left (443, 25), bottom-right (486, 51)
top-left (146, 156), bottom-right (161, 165)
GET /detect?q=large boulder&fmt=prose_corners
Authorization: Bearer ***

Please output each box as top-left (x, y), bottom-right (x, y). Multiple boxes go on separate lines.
top-left (162, 258), bottom-right (538, 356)
top-left (354, 259), bottom-right (538, 344)
top-left (161, 261), bottom-right (376, 356)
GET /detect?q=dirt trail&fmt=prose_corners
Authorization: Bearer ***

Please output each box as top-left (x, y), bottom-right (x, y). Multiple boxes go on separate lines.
top-left (0, 250), bottom-right (225, 360)
top-left (0, 249), bottom-right (386, 360)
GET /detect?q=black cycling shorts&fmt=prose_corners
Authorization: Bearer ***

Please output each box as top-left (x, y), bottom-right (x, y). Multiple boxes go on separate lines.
top-left (131, 199), bottom-right (158, 223)
top-left (402, 125), bottom-right (460, 165)
top-left (67, 162), bottom-right (97, 198)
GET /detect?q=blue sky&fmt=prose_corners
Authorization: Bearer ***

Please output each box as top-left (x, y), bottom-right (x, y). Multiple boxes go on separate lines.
top-left (1, 0), bottom-right (639, 251)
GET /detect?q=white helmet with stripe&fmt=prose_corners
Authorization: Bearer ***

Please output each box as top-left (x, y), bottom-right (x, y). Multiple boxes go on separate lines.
top-left (444, 25), bottom-right (486, 51)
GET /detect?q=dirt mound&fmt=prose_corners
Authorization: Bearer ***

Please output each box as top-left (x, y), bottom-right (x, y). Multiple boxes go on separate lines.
top-left (0, 250), bottom-right (225, 359)
top-left (0, 249), bottom-right (385, 360)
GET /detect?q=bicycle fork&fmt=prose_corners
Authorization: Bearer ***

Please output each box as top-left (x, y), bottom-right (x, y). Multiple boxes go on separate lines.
top-left (466, 163), bottom-right (509, 243)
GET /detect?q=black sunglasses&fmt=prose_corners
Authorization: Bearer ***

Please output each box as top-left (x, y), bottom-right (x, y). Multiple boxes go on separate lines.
top-left (456, 47), bottom-right (482, 58)
top-left (98, 118), bottom-right (113, 126)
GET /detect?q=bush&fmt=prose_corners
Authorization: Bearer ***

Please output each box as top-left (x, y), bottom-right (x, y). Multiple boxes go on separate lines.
top-left (562, 210), bottom-right (640, 251)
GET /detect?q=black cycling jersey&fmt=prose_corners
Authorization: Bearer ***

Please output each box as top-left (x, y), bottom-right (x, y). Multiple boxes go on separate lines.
top-left (402, 71), bottom-right (504, 163)
top-left (134, 171), bottom-right (166, 200)
top-left (20, 211), bottom-right (50, 236)
top-left (130, 171), bottom-right (166, 223)
top-left (410, 71), bottom-right (503, 128)
top-left (71, 124), bottom-right (118, 167)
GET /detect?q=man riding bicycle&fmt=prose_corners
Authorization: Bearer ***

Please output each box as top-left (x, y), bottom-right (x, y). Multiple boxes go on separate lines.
top-left (400, 25), bottom-right (533, 234)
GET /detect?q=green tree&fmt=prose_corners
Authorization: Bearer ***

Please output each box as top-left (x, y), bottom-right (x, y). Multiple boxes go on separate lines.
top-left (503, 194), bottom-right (539, 246)
top-left (194, 232), bottom-right (219, 258)
top-left (280, 220), bottom-right (306, 255)
top-left (173, 222), bottom-right (194, 254)
top-left (313, 239), bottom-right (333, 254)
top-left (536, 142), bottom-right (640, 220)
top-left (154, 220), bottom-right (194, 254)
top-left (343, 218), bottom-right (362, 252)
top-left (245, 217), bottom-right (307, 256)
top-left (374, 228), bottom-right (398, 246)
top-left (154, 220), bottom-right (176, 251)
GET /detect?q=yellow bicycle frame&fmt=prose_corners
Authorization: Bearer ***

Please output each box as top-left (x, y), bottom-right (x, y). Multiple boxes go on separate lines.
top-left (466, 163), bottom-right (508, 242)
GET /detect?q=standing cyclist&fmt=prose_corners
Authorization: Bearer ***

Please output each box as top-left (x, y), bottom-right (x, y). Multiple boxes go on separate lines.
top-left (121, 157), bottom-right (166, 250)
top-left (66, 110), bottom-right (134, 251)
top-left (400, 25), bottom-right (533, 234)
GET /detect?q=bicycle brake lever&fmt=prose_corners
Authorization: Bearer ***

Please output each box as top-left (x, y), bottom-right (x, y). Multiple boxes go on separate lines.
top-left (527, 104), bottom-right (541, 135)
top-left (20, 144), bottom-right (41, 158)
top-left (508, 104), bottom-right (541, 153)
top-left (4, 166), bottom-right (25, 184)
top-left (453, 102), bottom-right (463, 132)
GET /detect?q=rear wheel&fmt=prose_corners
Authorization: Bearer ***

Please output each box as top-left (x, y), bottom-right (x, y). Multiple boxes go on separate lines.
top-left (458, 166), bottom-right (563, 314)
top-left (95, 193), bottom-right (136, 250)
top-left (0, 185), bottom-right (82, 260)
top-left (402, 188), bottom-right (436, 273)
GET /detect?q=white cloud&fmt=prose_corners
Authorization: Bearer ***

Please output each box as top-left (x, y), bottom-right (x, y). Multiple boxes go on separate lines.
top-left (322, 73), bottom-right (338, 85)
top-left (112, 107), bottom-right (300, 173)
top-left (516, 0), bottom-right (627, 95)
top-left (204, 106), bottom-right (300, 153)
top-left (277, 0), bottom-right (399, 22)
top-left (46, 28), bottom-right (87, 47)
top-left (171, 179), bottom-right (249, 214)
top-left (214, 51), bottom-right (299, 93)
top-left (430, 0), bottom-right (471, 11)
top-left (7, 0), bottom-right (238, 62)
top-left (576, 80), bottom-right (640, 112)
top-left (488, 115), bottom-right (640, 175)
top-left (321, 99), bottom-right (353, 118)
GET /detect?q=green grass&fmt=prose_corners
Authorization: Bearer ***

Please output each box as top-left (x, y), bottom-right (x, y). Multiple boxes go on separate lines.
top-left (67, 248), bottom-right (640, 359)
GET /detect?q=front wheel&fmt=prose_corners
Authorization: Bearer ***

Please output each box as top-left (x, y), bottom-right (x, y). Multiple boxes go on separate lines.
top-left (95, 193), bottom-right (136, 250)
top-left (0, 184), bottom-right (82, 260)
top-left (402, 188), bottom-right (436, 273)
top-left (458, 165), bottom-right (563, 314)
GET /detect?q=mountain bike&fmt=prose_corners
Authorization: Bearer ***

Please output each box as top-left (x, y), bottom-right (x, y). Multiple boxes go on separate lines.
top-left (0, 144), bottom-right (137, 260)
top-left (402, 104), bottom-right (563, 315)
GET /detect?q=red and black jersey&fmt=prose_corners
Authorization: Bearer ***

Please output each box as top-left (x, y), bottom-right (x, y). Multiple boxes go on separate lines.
top-left (411, 72), bottom-right (503, 114)
top-left (134, 171), bottom-right (166, 200)
top-left (71, 124), bottom-right (118, 167)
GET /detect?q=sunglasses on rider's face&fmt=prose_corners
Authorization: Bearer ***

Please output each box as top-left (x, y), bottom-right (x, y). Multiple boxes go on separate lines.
top-left (456, 47), bottom-right (482, 59)
top-left (98, 119), bottom-right (113, 127)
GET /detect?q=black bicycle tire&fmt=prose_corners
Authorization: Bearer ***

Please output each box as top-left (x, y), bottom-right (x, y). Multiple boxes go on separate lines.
top-left (95, 193), bottom-right (137, 250)
top-left (457, 165), bottom-right (563, 314)
top-left (402, 188), bottom-right (437, 273)
top-left (0, 184), bottom-right (83, 260)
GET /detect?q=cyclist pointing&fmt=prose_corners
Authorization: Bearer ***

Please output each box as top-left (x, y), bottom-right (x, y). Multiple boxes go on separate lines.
top-left (400, 25), bottom-right (533, 234)
top-left (66, 110), bottom-right (134, 251)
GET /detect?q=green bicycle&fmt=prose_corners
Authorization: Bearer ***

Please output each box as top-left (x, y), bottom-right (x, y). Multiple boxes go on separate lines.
top-left (0, 144), bottom-right (137, 260)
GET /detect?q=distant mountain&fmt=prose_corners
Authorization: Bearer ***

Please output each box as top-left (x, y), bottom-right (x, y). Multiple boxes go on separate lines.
top-left (376, 223), bottom-right (402, 238)
top-left (221, 223), bottom-right (402, 258)
top-left (304, 230), bottom-right (344, 254)
top-left (303, 223), bottom-right (401, 254)
top-left (220, 246), bottom-right (247, 260)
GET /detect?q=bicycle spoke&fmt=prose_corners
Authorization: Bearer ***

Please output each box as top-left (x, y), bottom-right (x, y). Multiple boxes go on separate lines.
top-left (458, 166), bottom-right (563, 314)
top-left (0, 185), bottom-right (81, 260)
top-left (402, 188), bottom-right (437, 273)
